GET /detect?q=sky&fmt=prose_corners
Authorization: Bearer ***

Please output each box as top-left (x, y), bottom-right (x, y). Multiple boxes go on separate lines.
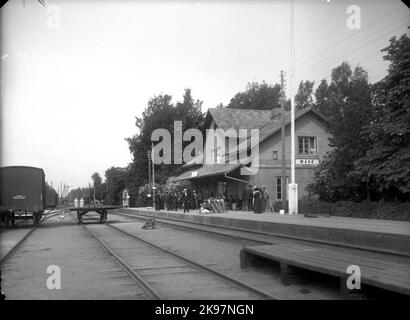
top-left (1, 0), bottom-right (409, 193)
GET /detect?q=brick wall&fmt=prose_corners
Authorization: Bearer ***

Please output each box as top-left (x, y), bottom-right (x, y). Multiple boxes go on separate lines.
top-left (245, 112), bottom-right (332, 201)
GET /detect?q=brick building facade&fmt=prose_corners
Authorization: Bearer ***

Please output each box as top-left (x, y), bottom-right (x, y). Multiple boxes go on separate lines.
top-left (174, 106), bottom-right (331, 204)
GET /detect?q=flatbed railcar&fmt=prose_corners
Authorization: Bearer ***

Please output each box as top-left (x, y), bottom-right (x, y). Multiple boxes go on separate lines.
top-left (0, 166), bottom-right (46, 227)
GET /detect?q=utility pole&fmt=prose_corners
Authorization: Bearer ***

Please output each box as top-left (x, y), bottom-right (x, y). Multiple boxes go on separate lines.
top-left (289, 0), bottom-right (298, 214)
top-left (147, 148), bottom-right (152, 208)
top-left (152, 143), bottom-right (156, 210)
top-left (280, 70), bottom-right (287, 211)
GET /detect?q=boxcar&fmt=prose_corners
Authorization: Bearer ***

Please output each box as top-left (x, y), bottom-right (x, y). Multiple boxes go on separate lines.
top-left (45, 189), bottom-right (59, 209)
top-left (0, 166), bottom-right (46, 226)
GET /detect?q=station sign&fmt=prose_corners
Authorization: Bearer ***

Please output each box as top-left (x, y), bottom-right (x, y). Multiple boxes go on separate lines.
top-left (13, 194), bottom-right (26, 200)
top-left (296, 159), bottom-right (319, 166)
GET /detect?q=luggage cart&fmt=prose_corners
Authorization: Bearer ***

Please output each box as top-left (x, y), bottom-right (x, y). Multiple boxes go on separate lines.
top-left (69, 206), bottom-right (117, 224)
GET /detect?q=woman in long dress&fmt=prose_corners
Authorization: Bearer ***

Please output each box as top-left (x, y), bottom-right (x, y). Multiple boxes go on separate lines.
top-left (253, 187), bottom-right (263, 213)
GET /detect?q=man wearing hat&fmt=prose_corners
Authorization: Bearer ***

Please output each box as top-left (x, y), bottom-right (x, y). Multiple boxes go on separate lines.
top-left (182, 188), bottom-right (190, 213)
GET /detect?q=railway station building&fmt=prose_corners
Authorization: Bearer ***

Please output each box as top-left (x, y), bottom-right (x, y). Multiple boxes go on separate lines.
top-left (173, 106), bottom-right (332, 203)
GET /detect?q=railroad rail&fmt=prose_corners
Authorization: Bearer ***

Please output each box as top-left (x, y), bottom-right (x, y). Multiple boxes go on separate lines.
top-left (111, 210), bottom-right (410, 258)
top-left (0, 209), bottom-right (68, 265)
top-left (109, 210), bottom-right (410, 298)
top-left (80, 214), bottom-right (278, 300)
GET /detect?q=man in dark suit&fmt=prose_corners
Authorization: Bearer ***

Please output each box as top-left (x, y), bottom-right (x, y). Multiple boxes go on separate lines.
top-left (182, 188), bottom-right (190, 213)
top-left (172, 192), bottom-right (178, 211)
top-left (247, 185), bottom-right (253, 211)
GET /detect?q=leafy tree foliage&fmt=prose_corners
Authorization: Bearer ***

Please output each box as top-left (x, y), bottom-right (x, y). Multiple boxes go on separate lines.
top-left (355, 34), bottom-right (410, 200)
top-left (126, 89), bottom-right (205, 201)
top-left (307, 62), bottom-right (373, 201)
top-left (227, 81), bottom-right (282, 110)
top-left (295, 80), bottom-right (315, 110)
top-left (105, 166), bottom-right (127, 205)
top-left (91, 172), bottom-right (102, 186)
top-left (66, 187), bottom-right (91, 203)
top-left (91, 172), bottom-right (106, 201)
top-left (309, 34), bottom-right (410, 202)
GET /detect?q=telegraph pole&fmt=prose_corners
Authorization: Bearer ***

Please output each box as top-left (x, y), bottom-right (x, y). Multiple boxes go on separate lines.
top-left (289, 0), bottom-right (298, 214)
top-left (280, 70), bottom-right (287, 211)
top-left (147, 148), bottom-right (152, 208)
top-left (152, 143), bottom-right (156, 210)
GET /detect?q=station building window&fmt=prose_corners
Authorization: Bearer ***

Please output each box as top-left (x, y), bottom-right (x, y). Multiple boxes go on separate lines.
top-left (298, 136), bottom-right (317, 156)
top-left (276, 176), bottom-right (289, 201)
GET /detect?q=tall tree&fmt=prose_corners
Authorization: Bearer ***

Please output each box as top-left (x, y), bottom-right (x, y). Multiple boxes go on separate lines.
top-left (295, 80), bottom-right (315, 110)
top-left (227, 81), bottom-right (282, 110)
top-left (91, 172), bottom-right (102, 187)
top-left (126, 89), bottom-right (205, 198)
top-left (105, 166), bottom-right (127, 205)
top-left (307, 62), bottom-right (373, 201)
top-left (314, 79), bottom-right (331, 117)
top-left (355, 34), bottom-right (410, 201)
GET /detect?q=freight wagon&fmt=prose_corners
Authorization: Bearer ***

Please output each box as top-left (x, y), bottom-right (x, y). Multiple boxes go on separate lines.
top-left (0, 166), bottom-right (46, 226)
top-left (45, 188), bottom-right (59, 209)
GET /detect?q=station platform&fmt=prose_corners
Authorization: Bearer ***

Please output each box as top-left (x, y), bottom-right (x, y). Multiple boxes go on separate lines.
top-left (118, 208), bottom-right (410, 256)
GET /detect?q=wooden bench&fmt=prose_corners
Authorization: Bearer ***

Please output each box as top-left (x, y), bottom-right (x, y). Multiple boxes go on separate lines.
top-left (240, 244), bottom-right (410, 296)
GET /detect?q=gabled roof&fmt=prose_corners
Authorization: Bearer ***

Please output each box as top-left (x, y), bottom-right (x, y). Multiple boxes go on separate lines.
top-left (228, 107), bottom-right (330, 154)
top-left (259, 107), bottom-right (329, 143)
top-left (205, 108), bottom-right (272, 131)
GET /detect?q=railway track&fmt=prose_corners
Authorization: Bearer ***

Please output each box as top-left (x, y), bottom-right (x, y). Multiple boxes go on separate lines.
top-left (112, 210), bottom-right (410, 258)
top-left (111, 210), bottom-right (270, 245)
top-left (79, 214), bottom-right (278, 300)
top-left (0, 209), bottom-right (68, 266)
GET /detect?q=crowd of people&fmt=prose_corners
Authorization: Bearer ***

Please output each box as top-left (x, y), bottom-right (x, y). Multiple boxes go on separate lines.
top-left (146, 184), bottom-right (272, 214)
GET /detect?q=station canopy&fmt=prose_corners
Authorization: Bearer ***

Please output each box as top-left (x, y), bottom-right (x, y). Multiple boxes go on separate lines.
top-left (173, 163), bottom-right (243, 182)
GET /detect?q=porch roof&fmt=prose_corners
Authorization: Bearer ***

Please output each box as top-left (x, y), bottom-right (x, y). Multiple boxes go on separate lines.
top-left (173, 163), bottom-right (242, 182)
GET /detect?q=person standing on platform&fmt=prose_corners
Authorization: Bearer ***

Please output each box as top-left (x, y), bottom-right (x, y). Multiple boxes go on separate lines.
top-left (247, 185), bottom-right (253, 211)
top-left (198, 191), bottom-right (203, 210)
top-left (147, 193), bottom-right (152, 208)
top-left (262, 187), bottom-right (270, 212)
top-left (242, 187), bottom-right (248, 211)
top-left (182, 188), bottom-right (190, 213)
top-left (193, 190), bottom-right (199, 210)
top-left (155, 192), bottom-right (161, 211)
top-left (253, 187), bottom-right (263, 214)
top-left (234, 195), bottom-right (240, 210)
top-left (172, 192), bottom-right (178, 211)
top-left (164, 192), bottom-right (170, 211)
top-left (261, 188), bottom-right (265, 212)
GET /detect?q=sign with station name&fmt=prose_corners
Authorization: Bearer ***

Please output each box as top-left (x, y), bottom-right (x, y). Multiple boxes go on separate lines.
top-left (13, 194), bottom-right (26, 200)
top-left (296, 159), bottom-right (319, 165)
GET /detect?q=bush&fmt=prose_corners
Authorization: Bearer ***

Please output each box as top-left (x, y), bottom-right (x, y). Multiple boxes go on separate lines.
top-left (298, 200), bottom-right (410, 221)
